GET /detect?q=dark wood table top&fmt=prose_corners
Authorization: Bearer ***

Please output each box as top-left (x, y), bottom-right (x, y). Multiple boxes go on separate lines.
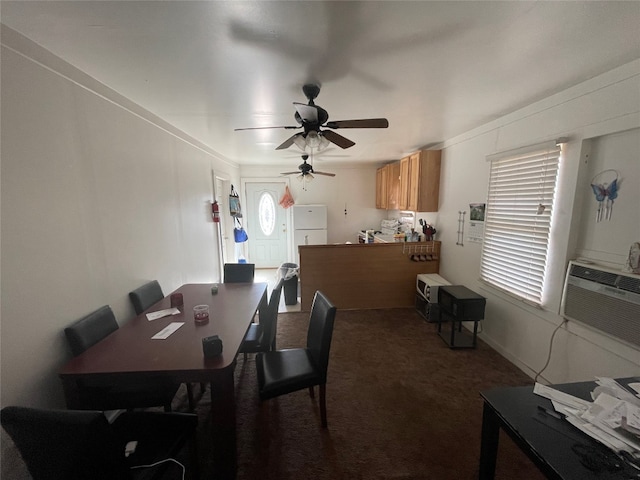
top-left (59, 282), bottom-right (267, 381)
top-left (480, 377), bottom-right (640, 480)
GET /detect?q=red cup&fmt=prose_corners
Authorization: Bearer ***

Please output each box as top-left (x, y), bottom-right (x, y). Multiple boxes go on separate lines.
top-left (170, 293), bottom-right (184, 308)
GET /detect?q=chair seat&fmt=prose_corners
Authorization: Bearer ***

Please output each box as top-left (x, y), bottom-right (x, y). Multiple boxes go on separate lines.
top-left (1, 406), bottom-right (198, 480)
top-left (241, 323), bottom-right (263, 351)
top-left (256, 348), bottom-right (320, 399)
top-left (111, 411), bottom-right (198, 479)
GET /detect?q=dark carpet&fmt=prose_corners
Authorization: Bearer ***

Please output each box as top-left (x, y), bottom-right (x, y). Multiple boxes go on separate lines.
top-left (176, 308), bottom-right (544, 480)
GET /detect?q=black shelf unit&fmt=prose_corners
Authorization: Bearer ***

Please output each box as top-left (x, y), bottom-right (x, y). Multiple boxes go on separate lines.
top-left (437, 285), bottom-right (486, 349)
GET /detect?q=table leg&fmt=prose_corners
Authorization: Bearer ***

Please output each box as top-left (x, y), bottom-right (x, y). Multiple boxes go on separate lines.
top-left (479, 401), bottom-right (500, 480)
top-left (210, 368), bottom-right (237, 479)
top-left (450, 320), bottom-right (455, 347)
top-left (60, 377), bottom-right (82, 409)
top-left (473, 320), bottom-right (479, 348)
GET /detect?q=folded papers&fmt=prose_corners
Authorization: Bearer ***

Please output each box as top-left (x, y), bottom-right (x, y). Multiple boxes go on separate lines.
top-left (534, 377), bottom-right (640, 458)
top-left (145, 308), bottom-right (181, 321)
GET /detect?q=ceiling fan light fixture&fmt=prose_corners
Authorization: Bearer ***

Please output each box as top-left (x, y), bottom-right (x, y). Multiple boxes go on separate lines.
top-left (293, 135), bottom-right (307, 151)
top-left (316, 134), bottom-right (330, 151)
top-left (306, 130), bottom-right (321, 148)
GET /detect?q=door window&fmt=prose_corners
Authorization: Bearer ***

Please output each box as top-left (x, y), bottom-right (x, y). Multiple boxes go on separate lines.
top-left (259, 192), bottom-right (276, 236)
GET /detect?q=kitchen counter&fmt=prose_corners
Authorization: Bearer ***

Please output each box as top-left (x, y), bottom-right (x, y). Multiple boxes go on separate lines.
top-left (298, 241), bottom-right (441, 311)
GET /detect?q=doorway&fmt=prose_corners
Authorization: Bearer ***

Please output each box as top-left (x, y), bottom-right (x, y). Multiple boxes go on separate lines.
top-left (213, 172), bottom-right (231, 280)
top-left (243, 180), bottom-right (290, 268)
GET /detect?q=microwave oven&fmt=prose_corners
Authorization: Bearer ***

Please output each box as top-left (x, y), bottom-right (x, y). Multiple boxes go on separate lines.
top-left (416, 273), bottom-right (451, 303)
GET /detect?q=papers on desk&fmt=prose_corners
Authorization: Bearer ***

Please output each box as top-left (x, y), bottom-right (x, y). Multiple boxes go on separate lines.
top-left (151, 322), bottom-right (184, 340)
top-left (534, 377), bottom-right (640, 458)
top-left (146, 308), bottom-right (181, 321)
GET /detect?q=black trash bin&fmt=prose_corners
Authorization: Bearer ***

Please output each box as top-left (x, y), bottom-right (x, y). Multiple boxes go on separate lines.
top-left (279, 263), bottom-right (299, 305)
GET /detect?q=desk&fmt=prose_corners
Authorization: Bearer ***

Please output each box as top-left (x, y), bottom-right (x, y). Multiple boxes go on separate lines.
top-left (60, 282), bottom-right (268, 480)
top-left (479, 377), bottom-right (639, 480)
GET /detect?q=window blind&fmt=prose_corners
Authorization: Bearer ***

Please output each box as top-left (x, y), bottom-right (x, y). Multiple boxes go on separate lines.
top-left (480, 142), bottom-right (562, 305)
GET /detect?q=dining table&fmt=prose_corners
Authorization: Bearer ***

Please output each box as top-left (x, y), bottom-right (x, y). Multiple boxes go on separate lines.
top-left (59, 282), bottom-right (268, 480)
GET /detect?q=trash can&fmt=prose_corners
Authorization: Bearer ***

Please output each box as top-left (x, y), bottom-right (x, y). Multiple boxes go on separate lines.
top-left (279, 263), bottom-right (299, 305)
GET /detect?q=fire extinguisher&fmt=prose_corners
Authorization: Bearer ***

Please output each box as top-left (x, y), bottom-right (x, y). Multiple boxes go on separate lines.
top-left (211, 201), bottom-right (220, 223)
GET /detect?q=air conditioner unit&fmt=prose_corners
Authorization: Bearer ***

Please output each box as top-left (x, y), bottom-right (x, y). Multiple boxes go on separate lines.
top-left (416, 273), bottom-right (451, 322)
top-left (560, 260), bottom-right (640, 348)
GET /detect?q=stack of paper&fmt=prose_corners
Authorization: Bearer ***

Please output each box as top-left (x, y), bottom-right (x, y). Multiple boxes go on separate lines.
top-left (534, 377), bottom-right (640, 460)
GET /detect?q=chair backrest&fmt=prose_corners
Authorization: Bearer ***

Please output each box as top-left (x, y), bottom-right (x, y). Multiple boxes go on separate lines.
top-left (64, 305), bottom-right (119, 356)
top-left (223, 263), bottom-right (255, 283)
top-left (1, 406), bottom-right (131, 480)
top-left (306, 291), bottom-right (337, 383)
top-left (260, 279), bottom-right (284, 349)
top-left (129, 280), bottom-right (164, 315)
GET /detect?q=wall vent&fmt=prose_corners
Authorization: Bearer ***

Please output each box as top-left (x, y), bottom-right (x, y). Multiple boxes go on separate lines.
top-left (561, 261), bottom-right (640, 348)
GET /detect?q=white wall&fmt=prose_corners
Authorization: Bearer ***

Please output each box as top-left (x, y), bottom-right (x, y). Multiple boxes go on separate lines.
top-left (436, 60), bottom-right (640, 383)
top-left (0, 30), bottom-right (239, 414)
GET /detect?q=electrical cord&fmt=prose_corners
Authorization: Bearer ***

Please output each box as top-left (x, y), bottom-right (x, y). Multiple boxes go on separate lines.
top-left (130, 458), bottom-right (185, 480)
top-left (534, 318), bottom-right (567, 383)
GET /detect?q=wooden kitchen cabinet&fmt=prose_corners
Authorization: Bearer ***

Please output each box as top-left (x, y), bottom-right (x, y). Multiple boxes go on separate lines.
top-left (404, 150), bottom-right (441, 212)
top-left (375, 165), bottom-right (388, 209)
top-left (399, 156), bottom-right (410, 210)
top-left (387, 161), bottom-right (401, 210)
top-left (377, 150), bottom-right (440, 211)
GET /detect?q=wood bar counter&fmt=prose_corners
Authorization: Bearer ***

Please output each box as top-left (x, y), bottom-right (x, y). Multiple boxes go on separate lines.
top-left (299, 241), bottom-right (440, 311)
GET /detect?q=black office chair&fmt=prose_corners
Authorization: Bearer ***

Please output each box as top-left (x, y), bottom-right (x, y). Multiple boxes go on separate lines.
top-left (1, 406), bottom-right (198, 480)
top-left (239, 279), bottom-right (284, 361)
top-left (256, 290), bottom-right (337, 427)
top-left (64, 305), bottom-right (180, 412)
top-left (223, 263), bottom-right (255, 283)
top-left (129, 280), bottom-right (164, 315)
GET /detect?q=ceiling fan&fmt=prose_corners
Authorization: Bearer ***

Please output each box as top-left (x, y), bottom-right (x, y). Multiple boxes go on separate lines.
top-left (281, 154), bottom-right (335, 191)
top-left (235, 84), bottom-right (389, 150)
top-left (281, 154), bottom-right (336, 179)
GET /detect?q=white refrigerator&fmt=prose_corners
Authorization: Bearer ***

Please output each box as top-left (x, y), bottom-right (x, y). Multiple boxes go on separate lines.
top-left (293, 205), bottom-right (327, 264)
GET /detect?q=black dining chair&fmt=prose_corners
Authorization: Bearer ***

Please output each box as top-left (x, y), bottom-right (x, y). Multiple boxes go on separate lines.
top-left (256, 290), bottom-right (337, 427)
top-left (64, 305), bottom-right (180, 412)
top-left (239, 278), bottom-right (284, 361)
top-left (129, 280), bottom-right (164, 315)
top-left (223, 263), bottom-right (255, 283)
top-left (1, 405), bottom-right (198, 480)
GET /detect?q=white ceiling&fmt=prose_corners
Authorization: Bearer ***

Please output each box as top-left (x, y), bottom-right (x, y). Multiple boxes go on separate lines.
top-left (2, 1), bottom-right (639, 166)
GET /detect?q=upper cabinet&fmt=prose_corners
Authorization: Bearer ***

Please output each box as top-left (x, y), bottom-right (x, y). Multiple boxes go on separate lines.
top-left (387, 161), bottom-right (401, 210)
top-left (406, 150), bottom-right (441, 212)
top-left (377, 150), bottom-right (441, 212)
top-left (375, 165), bottom-right (388, 209)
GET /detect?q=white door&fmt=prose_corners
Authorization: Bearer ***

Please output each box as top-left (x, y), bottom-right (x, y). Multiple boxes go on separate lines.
top-left (245, 182), bottom-right (289, 268)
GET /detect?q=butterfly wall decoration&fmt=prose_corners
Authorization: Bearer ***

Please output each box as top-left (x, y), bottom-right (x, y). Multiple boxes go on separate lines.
top-left (590, 169), bottom-right (620, 222)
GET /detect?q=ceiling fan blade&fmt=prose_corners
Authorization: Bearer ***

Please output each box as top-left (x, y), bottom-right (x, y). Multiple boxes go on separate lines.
top-left (276, 133), bottom-right (303, 150)
top-left (325, 118), bottom-right (389, 129)
top-left (280, 171), bottom-right (299, 175)
top-left (322, 130), bottom-right (356, 149)
top-left (234, 125), bottom-right (299, 131)
top-left (293, 103), bottom-right (318, 123)
top-left (313, 171), bottom-right (336, 177)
